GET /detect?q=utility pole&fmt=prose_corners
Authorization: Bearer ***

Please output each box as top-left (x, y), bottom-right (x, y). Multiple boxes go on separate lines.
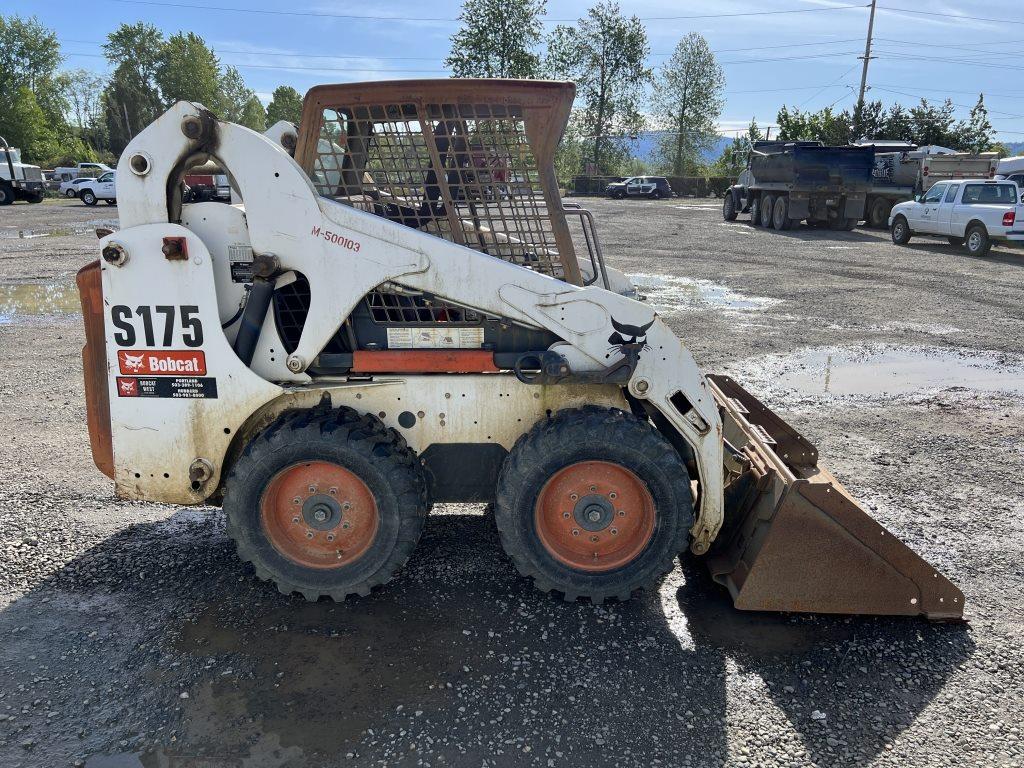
top-left (856, 0), bottom-right (878, 117)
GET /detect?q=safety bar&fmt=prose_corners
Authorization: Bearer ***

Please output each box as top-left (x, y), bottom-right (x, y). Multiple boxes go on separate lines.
top-left (562, 202), bottom-right (610, 290)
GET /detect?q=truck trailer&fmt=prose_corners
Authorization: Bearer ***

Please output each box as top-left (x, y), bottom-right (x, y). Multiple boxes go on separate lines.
top-left (862, 144), bottom-right (998, 228)
top-left (723, 141), bottom-right (874, 230)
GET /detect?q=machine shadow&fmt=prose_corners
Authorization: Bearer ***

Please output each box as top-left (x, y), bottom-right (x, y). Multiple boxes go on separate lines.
top-left (677, 559), bottom-right (974, 767)
top-left (0, 509), bottom-right (972, 767)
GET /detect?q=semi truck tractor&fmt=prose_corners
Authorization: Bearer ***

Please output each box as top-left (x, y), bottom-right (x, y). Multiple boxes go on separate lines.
top-left (723, 141), bottom-right (874, 230)
top-left (861, 144), bottom-right (998, 228)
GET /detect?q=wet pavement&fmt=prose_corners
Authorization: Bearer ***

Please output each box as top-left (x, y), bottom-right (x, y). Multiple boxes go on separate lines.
top-left (769, 346), bottom-right (1024, 397)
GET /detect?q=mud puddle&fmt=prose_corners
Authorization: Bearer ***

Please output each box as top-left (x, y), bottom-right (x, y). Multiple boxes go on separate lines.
top-left (0, 219), bottom-right (117, 240)
top-left (773, 347), bottom-right (1024, 396)
top-left (630, 272), bottom-right (780, 314)
top-left (0, 279), bottom-right (80, 323)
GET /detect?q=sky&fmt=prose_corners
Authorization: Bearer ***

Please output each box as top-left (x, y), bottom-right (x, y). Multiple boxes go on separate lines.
top-left (8, 0), bottom-right (1024, 143)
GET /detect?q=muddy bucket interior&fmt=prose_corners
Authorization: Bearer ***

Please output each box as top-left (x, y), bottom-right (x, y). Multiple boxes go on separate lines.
top-left (705, 374), bottom-right (964, 621)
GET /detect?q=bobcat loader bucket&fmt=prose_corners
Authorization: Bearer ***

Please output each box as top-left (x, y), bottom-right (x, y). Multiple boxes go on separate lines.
top-left (705, 375), bottom-right (964, 621)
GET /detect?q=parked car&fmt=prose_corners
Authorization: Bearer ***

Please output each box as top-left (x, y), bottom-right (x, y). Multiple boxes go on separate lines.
top-left (77, 172), bottom-right (117, 206)
top-left (889, 179), bottom-right (1024, 257)
top-left (58, 177), bottom-right (93, 198)
top-left (53, 162), bottom-right (114, 183)
top-left (606, 176), bottom-right (673, 200)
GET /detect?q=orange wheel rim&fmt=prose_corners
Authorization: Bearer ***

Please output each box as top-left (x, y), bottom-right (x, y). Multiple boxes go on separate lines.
top-left (260, 461), bottom-right (379, 569)
top-left (534, 461), bottom-right (656, 573)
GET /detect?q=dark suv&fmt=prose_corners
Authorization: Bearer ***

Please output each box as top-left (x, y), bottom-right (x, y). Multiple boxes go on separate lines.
top-left (606, 176), bottom-right (673, 200)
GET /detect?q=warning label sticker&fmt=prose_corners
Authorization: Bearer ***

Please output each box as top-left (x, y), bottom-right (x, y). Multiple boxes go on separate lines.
top-left (118, 350), bottom-right (207, 376)
top-left (228, 243), bottom-right (255, 283)
top-left (386, 327), bottom-right (484, 349)
top-left (116, 376), bottom-right (218, 399)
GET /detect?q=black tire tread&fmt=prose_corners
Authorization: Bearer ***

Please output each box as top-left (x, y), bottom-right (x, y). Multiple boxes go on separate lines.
top-left (224, 406), bottom-right (428, 601)
top-left (494, 406), bottom-right (693, 604)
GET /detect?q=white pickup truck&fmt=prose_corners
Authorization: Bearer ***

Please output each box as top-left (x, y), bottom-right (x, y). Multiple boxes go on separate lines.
top-left (77, 171), bottom-right (117, 206)
top-left (889, 179), bottom-right (1024, 257)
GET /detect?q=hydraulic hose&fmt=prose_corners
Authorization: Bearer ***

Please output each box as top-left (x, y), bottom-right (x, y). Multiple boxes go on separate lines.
top-left (232, 277), bottom-right (276, 366)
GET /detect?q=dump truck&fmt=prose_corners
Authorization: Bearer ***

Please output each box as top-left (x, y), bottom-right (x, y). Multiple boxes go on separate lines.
top-left (723, 141), bottom-right (874, 230)
top-left (75, 80), bottom-right (962, 618)
top-left (0, 137), bottom-right (45, 205)
top-left (860, 143), bottom-right (999, 228)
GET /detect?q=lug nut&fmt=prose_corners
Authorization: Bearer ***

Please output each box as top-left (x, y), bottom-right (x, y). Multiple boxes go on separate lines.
top-left (617, 510), bottom-right (626, 517)
top-left (305, 531), bottom-right (314, 539)
top-left (562, 512), bottom-right (570, 518)
top-left (571, 529), bottom-right (580, 537)
top-left (342, 522), bottom-right (351, 530)
top-left (609, 492), bottom-right (617, 500)
top-left (610, 528), bottom-right (618, 535)
top-left (293, 497), bottom-right (301, 505)
top-left (342, 502), bottom-right (352, 511)
top-left (327, 533), bottom-right (335, 542)
top-left (570, 493), bottom-right (579, 501)
top-left (329, 487), bottom-right (337, 496)
top-left (308, 485), bottom-right (316, 493)
top-left (292, 516), bottom-right (300, 524)
top-left (590, 535), bottom-right (599, 543)
top-left (589, 485), bottom-right (597, 492)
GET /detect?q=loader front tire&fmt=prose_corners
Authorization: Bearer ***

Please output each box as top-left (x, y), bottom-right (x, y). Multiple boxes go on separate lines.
top-left (223, 407), bottom-right (428, 601)
top-left (494, 406), bottom-right (693, 603)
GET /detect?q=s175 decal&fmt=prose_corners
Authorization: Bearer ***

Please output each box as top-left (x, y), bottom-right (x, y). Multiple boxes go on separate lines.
top-left (110, 305), bottom-right (203, 348)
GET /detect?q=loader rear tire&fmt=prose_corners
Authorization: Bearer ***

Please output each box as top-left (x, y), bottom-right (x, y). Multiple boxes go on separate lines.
top-left (494, 406), bottom-right (693, 603)
top-left (223, 406), bottom-right (429, 601)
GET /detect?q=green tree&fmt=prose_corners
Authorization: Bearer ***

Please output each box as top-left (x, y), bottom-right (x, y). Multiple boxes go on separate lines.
top-left (708, 136), bottom-right (746, 177)
top-left (547, 1), bottom-right (649, 174)
top-left (879, 103), bottom-right (913, 143)
top-left (0, 86), bottom-right (62, 163)
top-left (957, 94), bottom-right (993, 153)
top-left (266, 85), bottom-right (303, 125)
top-left (908, 98), bottom-right (957, 147)
top-left (238, 94), bottom-right (267, 131)
top-left (775, 105), bottom-right (852, 145)
top-left (0, 15), bottom-right (61, 97)
top-left (651, 33), bottom-right (724, 176)
top-left (445, 0), bottom-right (546, 78)
top-left (0, 15), bottom-right (86, 164)
top-left (216, 65), bottom-right (264, 125)
top-left (102, 22), bottom-right (165, 153)
top-left (64, 68), bottom-right (107, 154)
top-left (155, 32), bottom-right (221, 108)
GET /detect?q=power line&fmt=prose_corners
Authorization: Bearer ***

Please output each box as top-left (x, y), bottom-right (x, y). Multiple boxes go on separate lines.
top-left (62, 52), bottom-right (449, 73)
top-left (48, 0), bottom-right (869, 23)
top-left (874, 49), bottom-right (1024, 72)
top-left (799, 64), bottom-right (860, 108)
top-left (872, 83), bottom-right (1024, 101)
top-left (717, 51), bottom-right (863, 65)
top-left (56, 36), bottom-right (865, 63)
top-left (877, 5), bottom-right (1024, 26)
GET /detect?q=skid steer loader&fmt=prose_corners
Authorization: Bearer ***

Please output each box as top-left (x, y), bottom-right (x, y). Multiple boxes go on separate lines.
top-left (76, 80), bottom-right (962, 618)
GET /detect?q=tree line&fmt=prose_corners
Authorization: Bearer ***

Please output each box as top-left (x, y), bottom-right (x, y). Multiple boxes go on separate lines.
top-left (0, 14), bottom-right (303, 167)
top-left (1, 3), bottom-right (1004, 175)
top-left (447, 0), bottom-right (1001, 180)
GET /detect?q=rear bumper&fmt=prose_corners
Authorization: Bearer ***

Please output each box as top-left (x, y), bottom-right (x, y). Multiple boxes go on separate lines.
top-left (75, 261), bottom-right (114, 478)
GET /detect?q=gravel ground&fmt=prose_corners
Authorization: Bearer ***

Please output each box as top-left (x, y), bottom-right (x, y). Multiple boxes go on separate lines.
top-left (1, 197), bottom-right (1022, 767)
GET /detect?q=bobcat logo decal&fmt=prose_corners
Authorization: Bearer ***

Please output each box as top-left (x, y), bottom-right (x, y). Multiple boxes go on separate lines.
top-left (121, 352), bottom-right (145, 373)
top-left (607, 317), bottom-right (654, 355)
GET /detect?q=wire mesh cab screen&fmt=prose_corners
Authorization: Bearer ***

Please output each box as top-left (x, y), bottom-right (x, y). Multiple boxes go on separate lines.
top-left (295, 79), bottom-right (581, 285)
